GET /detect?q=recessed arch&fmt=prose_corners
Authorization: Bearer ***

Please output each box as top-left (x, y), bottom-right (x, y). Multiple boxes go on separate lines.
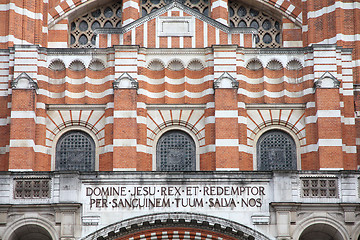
top-left (286, 59), bottom-right (303, 70)
top-left (68, 59), bottom-right (86, 71)
top-left (253, 125), bottom-right (301, 170)
top-left (147, 59), bottom-right (165, 71)
top-left (48, 59), bottom-right (66, 71)
top-left (3, 217), bottom-right (58, 240)
top-left (152, 125), bottom-right (200, 171)
top-left (51, 125), bottom-right (100, 171)
top-left (187, 59), bottom-right (205, 71)
top-left (266, 59), bottom-right (283, 70)
top-left (81, 212), bottom-right (271, 240)
top-left (48, 0), bottom-right (302, 28)
top-left (88, 58), bottom-right (106, 71)
top-left (167, 59), bottom-right (185, 71)
top-left (293, 216), bottom-right (349, 240)
top-left (246, 58), bottom-right (263, 70)
top-left (156, 130), bottom-right (196, 171)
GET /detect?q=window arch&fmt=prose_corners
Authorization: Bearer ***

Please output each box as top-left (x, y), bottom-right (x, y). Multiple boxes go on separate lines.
top-left (55, 130), bottom-right (96, 171)
top-left (257, 130), bottom-right (297, 170)
top-left (228, 1), bottom-right (282, 48)
top-left (156, 130), bottom-right (196, 171)
top-left (69, 1), bottom-right (122, 48)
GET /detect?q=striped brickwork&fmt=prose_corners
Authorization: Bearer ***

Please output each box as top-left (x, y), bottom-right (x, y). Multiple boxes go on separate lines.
top-left (8, 89), bottom-right (37, 171)
top-left (114, 228), bottom-right (239, 240)
top-left (0, 0), bottom-right (359, 171)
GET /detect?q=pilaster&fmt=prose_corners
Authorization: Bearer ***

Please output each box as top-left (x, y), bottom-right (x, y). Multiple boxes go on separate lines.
top-left (113, 73), bottom-right (139, 170)
top-left (214, 72), bottom-right (239, 170)
top-left (8, 73), bottom-right (38, 171)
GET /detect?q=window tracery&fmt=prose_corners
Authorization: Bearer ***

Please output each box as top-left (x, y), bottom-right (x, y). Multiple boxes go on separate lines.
top-left (69, 1), bottom-right (122, 48)
top-left (229, 1), bottom-right (282, 48)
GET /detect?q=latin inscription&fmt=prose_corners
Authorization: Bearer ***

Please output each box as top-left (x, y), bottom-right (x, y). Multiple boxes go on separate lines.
top-left (85, 185), bottom-right (266, 210)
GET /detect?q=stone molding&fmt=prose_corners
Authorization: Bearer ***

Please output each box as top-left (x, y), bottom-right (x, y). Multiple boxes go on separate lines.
top-left (314, 72), bottom-right (340, 89)
top-left (113, 73), bottom-right (139, 89)
top-left (11, 72), bottom-right (38, 90)
top-left (214, 72), bottom-right (238, 89)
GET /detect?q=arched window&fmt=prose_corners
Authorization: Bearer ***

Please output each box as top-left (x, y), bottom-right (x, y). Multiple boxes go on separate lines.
top-left (257, 130), bottom-right (297, 170)
top-left (69, 1), bottom-right (122, 48)
top-left (56, 131), bottom-right (95, 171)
top-left (156, 130), bottom-right (196, 171)
top-left (228, 1), bottom-right (282, 48)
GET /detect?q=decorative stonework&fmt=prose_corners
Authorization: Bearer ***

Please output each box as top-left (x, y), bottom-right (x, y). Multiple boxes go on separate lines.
top-left (48, 59), bottom-right (66, 71)
top-left (14, 178), bottom-right (50, 199)
top-left (301, 178), bottom-right (338, 198)
top-left (68, 59), bottom-right (86, 71)
top-left (314, 72), bottom-right (340, 89)
top-left (214, 72), bottom-right (238, 89)
top-left (11, 72), bottom-right (38, 90)
top-left (229, 1), bottom-right (282, 48)
top-left (69, 1), bottom-right (122, 48)
top-left (142, 0), bottom-right (209, 16)
top-left (113, 73), bottom-right (139, 89)
top-left (82, 212), bottom-right (271, 240)
top-left (88, 59), bottom-right (106, 71)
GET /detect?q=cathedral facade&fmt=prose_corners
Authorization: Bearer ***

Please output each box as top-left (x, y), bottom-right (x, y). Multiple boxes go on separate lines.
top-left (0, 0), bottom-right (360, 239)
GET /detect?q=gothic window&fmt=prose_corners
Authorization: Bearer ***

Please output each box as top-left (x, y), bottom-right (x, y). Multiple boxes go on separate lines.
top-left (56, 131), bottom-right (95, 171)
top-left (257, 130), bottom-right (297, 170)
top-left (157, 130), bottom-right (196, 171)
top-left (69, 1), bottom-right (122, 48)
top-left (229, 1), bottom-right (281, 48)
top-left (141, 0), bottom-right (209, 16)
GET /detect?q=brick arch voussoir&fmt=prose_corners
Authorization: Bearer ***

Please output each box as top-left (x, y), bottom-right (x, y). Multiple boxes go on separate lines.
top-left (48, 0), bottom-right (302, 27)
top-left (81, 213), bottom-right (271, 240)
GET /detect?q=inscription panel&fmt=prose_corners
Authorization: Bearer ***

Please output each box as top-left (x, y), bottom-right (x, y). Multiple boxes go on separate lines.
top-left (82, 183), bottom-right (269, 212)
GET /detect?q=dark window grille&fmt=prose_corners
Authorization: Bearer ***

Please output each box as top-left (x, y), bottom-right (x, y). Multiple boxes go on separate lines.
top-left (56, 131), bottom-right (95, 171)
top-left (257, 130), bottom-right (297, 170)
top-left (301, 178), bottom-right (338, 198)
top-left (157, 130), bottom-right (196, 171)
top-left (14, 179), bottom-right (50, 199)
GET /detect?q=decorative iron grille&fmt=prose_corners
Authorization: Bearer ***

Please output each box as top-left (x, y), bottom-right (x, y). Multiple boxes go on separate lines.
top-left (69, 1), bottom-right (122, 48)
top-left (14, 179), bottom-right (50, 199)
top-left (56, 131), bottom-right (95, 171)
top-left (157, 130), bottom-right (196, 171)
top-left (257, 130), bottom-right (297, 170)
top-left (301, 178), bottom-right (338, 198)
top-left (142, 0), bottom-right (209, 16)
top-left (229, 1), bottom-right (281, 48)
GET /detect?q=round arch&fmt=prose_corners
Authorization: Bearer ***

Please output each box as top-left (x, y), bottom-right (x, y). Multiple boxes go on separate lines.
top-left (253, 125), bottom-right (301, 170)
top-left (81, 212), bottom-right (271, 240)
top-left (292, 216), bottom-right (349, 240)
top-left (152, 125), bottom-right (200, 171)
top-left (350, 221), bottom-right (360, 240)
top-left (51, 125), bottom-right (100, 171)
top-left (3, 217), bottom-right (58, 240)
top-left (48, 0), bottom-right (302, 27)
